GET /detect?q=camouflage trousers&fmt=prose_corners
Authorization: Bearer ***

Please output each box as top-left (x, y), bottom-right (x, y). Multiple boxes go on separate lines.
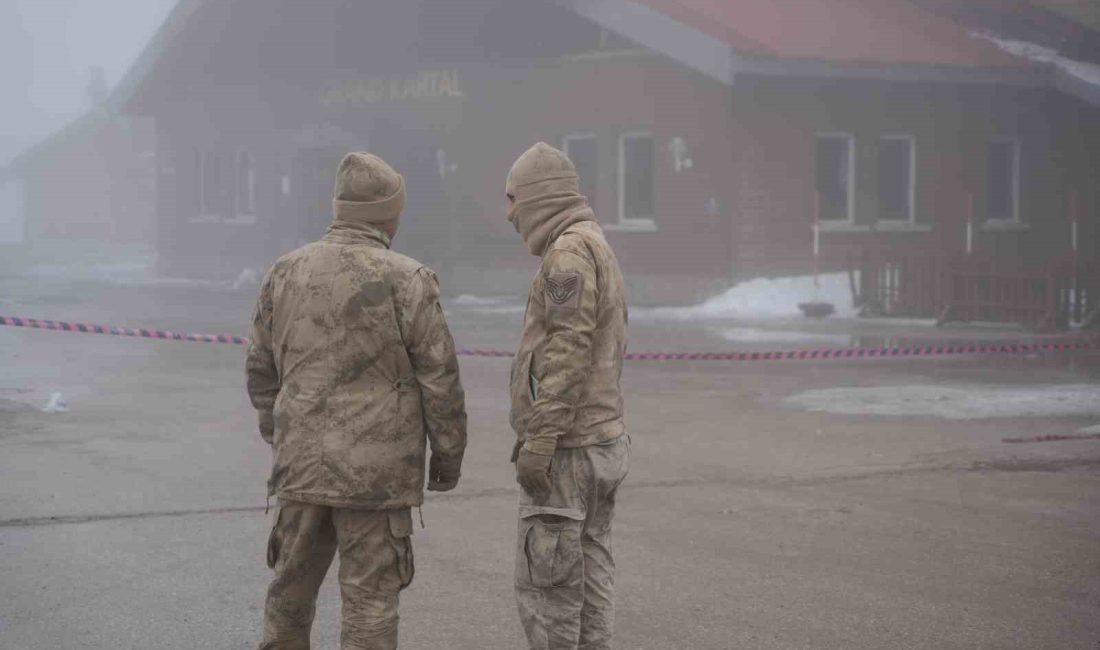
top-left (515, 435), bottom-right (630, 650)
top-left (259, 500), bottom-right (414, 650)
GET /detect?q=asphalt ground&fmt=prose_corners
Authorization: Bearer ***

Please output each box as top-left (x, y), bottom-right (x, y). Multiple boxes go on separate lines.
top-left (1, 269), bottom-right (1099, 649)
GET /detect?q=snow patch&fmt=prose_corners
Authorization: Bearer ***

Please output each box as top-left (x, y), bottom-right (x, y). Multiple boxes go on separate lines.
top-left (25, 257), bottom-right (263, 291)
top-left (452, 294), bottom-right (511, 307)
top-left (231, 268), bottom-right (261, 291)
top-left (785, 384), bottom-right (1100, 420)
top-left (639, 273), bottom-right (856, 321)
top-left (718, 328), bottom-right (851, 345)
top-left (448, 294), bottom-right (526, 314)
top-left (1078, 424), bottom-right (1100, 435)
top-left (972, 32), bottom-right (1100, 89)
top-left (28, 258), bottom-right (154, 283)
top-left (42, 392), bottom-right (69, 414)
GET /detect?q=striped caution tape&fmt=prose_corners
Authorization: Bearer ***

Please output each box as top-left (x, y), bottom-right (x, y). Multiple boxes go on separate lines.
top-left (1002, 433), bottom-right (1100, 444)
top-left (0, 316), bottom-right (248, 345)
top-left (1, 315), bottom-right (1096, 361)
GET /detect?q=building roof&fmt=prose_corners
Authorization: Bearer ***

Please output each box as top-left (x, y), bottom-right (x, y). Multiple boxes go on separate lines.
top-left (2, 110), bottom-right (109, 181)
top-left (105, 0), bottom-right (1098, 117)
top-left (632, 0), bottom-right (1031, 68)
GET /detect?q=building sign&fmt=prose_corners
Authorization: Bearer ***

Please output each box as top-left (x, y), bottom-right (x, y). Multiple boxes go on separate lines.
top-left (321, 71), bottom-right (464, 107)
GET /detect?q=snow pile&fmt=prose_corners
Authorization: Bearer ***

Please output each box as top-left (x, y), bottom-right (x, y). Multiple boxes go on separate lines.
top-left (1079, 424), bottom-right (1100, 434)
top-left (972, 32), bottom-right (1100, 89)
top-left (42, 392), bottom-right (69, 414)
top-left (231, 268), bottom-right (261, 291)
top-left (640, 273), bottom-right (856, 321)
top-left (448, 294), bottom-right (526, 314)
top-left (28, 257), bottom-right (154, 284)
top-left (452, 294), bottom-right (511, 307)
top-left (718, 328), bottom-right (851, 345)
top-left (785, 384), bottom-right (1100, 420)
top-left (25, 257), bottom-right (265, 291)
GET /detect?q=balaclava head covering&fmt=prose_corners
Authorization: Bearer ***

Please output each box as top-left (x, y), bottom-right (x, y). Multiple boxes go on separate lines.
top-left (329, 152), bottom-right (406, 243)
top-left (506, 142), bottom-right (595, 257)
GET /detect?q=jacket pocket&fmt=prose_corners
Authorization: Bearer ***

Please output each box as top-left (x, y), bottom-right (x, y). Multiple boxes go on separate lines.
top-left (387, 509), bottom-right (415, 589)
top-left (519, 515), bottom-right (582, 588)
top-left (266, 503), bottom-right (283, 569)
top-left (509, 352), bottom-right (534, 433)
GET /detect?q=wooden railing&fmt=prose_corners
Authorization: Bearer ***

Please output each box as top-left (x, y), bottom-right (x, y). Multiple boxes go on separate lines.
top-left (853, 254), bottom-right (1099, 331)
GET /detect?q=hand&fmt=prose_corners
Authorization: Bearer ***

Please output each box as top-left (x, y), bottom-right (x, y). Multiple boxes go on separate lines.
top-left (258, 410), bottom-right (274, 445)
top-left (515, 448), bottom-right (553, 498)
top-left (427, 454), bottom-right (461, 492)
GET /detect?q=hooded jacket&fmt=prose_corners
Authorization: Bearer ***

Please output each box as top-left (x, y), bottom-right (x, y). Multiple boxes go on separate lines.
top-left (246, 153), bottom-right (467, 509)
top-left (508, 143), bottom-right (628, 456)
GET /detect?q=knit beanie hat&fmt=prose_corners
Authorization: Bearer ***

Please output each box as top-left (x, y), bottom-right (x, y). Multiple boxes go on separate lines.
top-left (332, 152), bottom-right (406, 228)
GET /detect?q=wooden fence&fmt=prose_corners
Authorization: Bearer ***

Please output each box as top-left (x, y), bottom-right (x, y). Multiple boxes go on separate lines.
top-left (853, 254), bottom-right (1099, 331)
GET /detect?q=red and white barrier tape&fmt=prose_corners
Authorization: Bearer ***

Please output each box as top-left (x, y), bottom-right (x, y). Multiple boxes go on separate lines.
top-left (1002, 433), bottom-right (1100, 444)
top-left (1, 315), bottom-right (1097, 361)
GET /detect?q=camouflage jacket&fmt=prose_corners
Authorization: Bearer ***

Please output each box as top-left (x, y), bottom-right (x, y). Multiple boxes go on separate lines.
top-left (510, 220), bottom-right (628, 456)
top-left (246, 222), bottom-right (467, 509)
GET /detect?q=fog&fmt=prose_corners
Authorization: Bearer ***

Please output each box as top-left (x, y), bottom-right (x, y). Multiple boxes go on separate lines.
top-left (0, 1), bottom-right (1098, 648)
top-left (0, 0), bottom-right (176, 166)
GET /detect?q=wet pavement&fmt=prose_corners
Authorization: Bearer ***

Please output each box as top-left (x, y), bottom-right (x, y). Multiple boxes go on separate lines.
top-left (1, 257), bottom-right (1099, 649)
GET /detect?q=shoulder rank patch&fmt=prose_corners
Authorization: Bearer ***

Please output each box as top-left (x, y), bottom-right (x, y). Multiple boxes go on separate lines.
top-left (545, 273), bottom-right (582, 309)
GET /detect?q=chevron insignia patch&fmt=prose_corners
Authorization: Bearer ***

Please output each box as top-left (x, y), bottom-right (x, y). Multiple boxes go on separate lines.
top-left (545, 273), bottom-right (582, 309)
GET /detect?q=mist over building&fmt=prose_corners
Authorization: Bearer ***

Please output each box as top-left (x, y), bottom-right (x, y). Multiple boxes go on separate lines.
top-left (2, 0), bottom-right (1098, 320)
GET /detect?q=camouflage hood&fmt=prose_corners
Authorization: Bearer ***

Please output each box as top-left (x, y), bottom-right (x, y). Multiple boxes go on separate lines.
top-left (507, 142), bottom-right (595, 257)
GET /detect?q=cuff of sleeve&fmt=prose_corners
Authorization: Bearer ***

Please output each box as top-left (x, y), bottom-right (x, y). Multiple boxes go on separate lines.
top-left (522, 437), bottom-right (557, 456)
top-left (258, 410), bottom-right (274, 445)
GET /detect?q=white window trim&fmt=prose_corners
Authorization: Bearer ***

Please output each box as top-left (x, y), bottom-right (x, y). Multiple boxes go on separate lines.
top-left (194, 150), bottom-right (223, 223)
top-left (615, 131), bottom-right (657, 231)
top-left (986, 138), bottom-right (1022, 224)
top-left (562, 132), bottom-right (597, 159)
top-left (815, 132), bottom-right (856, 225)
top-left (234, 150), bottom-right (257, 219)
top-left (877, 134), bottom-right (916, 225)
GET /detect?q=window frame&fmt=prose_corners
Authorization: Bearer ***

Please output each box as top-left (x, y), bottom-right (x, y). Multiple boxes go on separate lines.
top-left (814, 132), bottom-right (856, 225)
top-left (188, 150), bottom-right (223, 224)
top-left (985, 138), bottom-right (1022, 224)
top-left (876, 134), bottom-right (916, 225)
top-left (614, 130), bottom-right (657, 232)
top-left (226, 150), bottom-right (258, 225)
top-left (562, 132), bottom-right (598, 206)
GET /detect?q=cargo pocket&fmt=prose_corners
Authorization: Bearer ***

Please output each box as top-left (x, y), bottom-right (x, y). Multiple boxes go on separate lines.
top-left (388, 510), bottom-right (415, 590)
top-left (265, 503), bottom-right (283, 569)
top-left (519, 515), bottom-right (582, 588)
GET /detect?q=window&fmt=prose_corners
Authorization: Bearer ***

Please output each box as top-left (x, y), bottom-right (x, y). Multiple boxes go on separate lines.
top-left (235, 151), bottom-right (257, 217)
top-left (563, 134), bottom-right (597, 208)
top-left (815, 134), bottom-right (854, 222)
top-left (198, 150), bottom-right (228, 218)
top-left (877, 135), bottom-right (915, 222)
top-left (986, 140), bottom-right (1020, 222)
top-left (618, 132), bottom-right (654, 227)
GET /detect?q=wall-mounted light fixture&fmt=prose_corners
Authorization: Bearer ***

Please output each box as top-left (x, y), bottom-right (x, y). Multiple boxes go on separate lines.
top-left (669, 137), bottom-right (693, 172)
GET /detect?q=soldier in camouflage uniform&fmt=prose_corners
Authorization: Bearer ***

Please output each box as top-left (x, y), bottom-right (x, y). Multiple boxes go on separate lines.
top-left (506, 143), bottom-right (631, 650)
top-left (246, 152), bottom-right (467, 650)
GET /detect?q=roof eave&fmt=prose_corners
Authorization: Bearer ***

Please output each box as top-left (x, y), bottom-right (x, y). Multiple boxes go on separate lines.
top-left (551, 0), bottom-right (737, 85)
top-left (554, 0), bottom-right (1048, 89)
top-left (733, 55), bottom-right (1050, 87)
top-left (1054, 68), bottom-right (1100, 108)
